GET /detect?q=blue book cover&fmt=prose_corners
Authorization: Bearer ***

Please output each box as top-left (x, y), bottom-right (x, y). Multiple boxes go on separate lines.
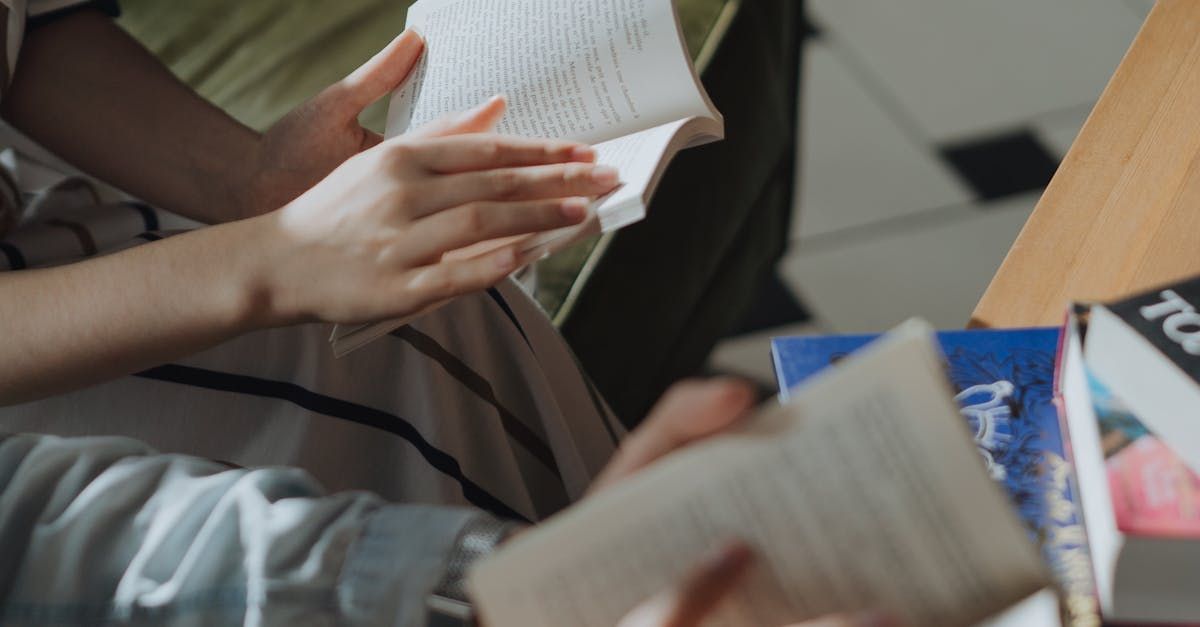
top-left (771, 328), bottom-right (1099, 627)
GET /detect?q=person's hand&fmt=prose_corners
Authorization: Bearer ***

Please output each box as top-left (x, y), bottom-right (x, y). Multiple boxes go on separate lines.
top-left (590, 378), bottom-right (758, 493)
top-left (588, 381), bottom-right (897, 627)
top-left (238, 29), bottom-right (429, 218)
top-left (246, 96), bottom-right (617, 327)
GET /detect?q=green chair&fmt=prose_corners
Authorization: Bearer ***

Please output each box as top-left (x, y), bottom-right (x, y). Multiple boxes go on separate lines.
top-left (118, 0), bottom-right (804, 425)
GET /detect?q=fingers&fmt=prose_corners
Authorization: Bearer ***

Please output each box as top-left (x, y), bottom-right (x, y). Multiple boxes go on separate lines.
top-left (407, 95), bottom-right (509, 139)
top-left (402, 244), bottom-right (526, 307)
top-left (592, 378), bottom-right (757, 493)
top-left (403, 197), bottom-right (591, 264)
top-left (618, 542), bottom-right (754, 627)
top-left (791, 612), bottom-right (902, 627)
top-left (416, 135), bottom-right (596, 173)
top-left (328, 29), bottom-right (426, 114)
top-left (415, 162), bottom-right (620, 216)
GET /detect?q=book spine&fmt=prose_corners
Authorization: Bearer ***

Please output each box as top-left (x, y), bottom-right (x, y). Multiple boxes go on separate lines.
top-left (1050, 314), bottom-right (1102, 627)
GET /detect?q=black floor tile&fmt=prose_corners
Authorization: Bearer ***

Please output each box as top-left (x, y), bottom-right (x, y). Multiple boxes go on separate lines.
top-left (940, 130), bottom-right (1060, 201)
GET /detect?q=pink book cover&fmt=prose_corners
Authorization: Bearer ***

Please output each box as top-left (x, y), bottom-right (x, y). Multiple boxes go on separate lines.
top-left (1089, 373), bottom-right (1200, 538)
top-left (1108, 437), bottom-right (1200, 537)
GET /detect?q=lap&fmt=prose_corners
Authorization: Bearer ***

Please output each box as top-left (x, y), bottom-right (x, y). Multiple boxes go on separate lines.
top-left (0, 278), bottom-right (622, 522)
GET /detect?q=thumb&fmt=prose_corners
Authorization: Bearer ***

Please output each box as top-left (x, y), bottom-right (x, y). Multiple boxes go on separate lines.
top-left (407, 95), bottom-right (508, 138)
top-left (590, 378), bottom-right (757, 493)
top-left (328, 29), bottom-right (426, 115)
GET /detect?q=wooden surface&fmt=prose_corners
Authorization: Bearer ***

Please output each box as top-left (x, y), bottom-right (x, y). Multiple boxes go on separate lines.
top-left (971, 0), bottom-right (1200, 328)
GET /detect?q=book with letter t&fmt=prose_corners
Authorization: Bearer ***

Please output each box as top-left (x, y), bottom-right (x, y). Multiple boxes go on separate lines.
top-left (467, 321), bottom-right (1050, 627)
top-left (331, 0), bottom-right (723, 355)
top-left (1085, 274), bottom-right (1200, 476)
top-left (1059, 310), bottom-right (1200, 624)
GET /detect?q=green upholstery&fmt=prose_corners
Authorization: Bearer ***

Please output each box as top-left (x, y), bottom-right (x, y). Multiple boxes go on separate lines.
top-left (116, 0), bottom-right (743, 321)
top-left (117, 0), bottom-right (802, 424)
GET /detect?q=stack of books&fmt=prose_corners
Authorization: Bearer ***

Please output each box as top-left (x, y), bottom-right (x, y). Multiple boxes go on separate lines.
top-left (1058, 279), bottom-right (1200, 625)
top-left (772, 275), bottom-right (1200, 626)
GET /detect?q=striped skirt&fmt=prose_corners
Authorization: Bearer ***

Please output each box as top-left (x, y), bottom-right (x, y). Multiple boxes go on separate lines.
top-left (0, 139), bottom-right (622, 523)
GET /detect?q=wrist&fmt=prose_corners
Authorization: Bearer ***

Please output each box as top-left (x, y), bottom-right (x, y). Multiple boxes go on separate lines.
top-left (429, 514), bottom-right (527, 626)
top-left (435, 514), bottom-right (527, 602)
top-left (220, 211), bottom-right (303, 331)
top-left (223, 132), bottom-right (270, 222)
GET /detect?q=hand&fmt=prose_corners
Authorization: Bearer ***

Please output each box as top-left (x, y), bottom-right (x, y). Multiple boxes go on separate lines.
top-left (247, 96), bottom-right (618, 327)
top-left (593, 381), bottom-right (897, 627)
top-left (590, 378), bottom-right (758, 494)
top-left (237, 29), bottom-right (426, 218)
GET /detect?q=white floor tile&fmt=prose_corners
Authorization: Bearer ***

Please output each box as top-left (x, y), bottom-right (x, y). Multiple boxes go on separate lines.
top-left (1032, 104), bottom-right (1093, 160)
top-left (809, 0), bottom-right (1142, 142)
top-left (708, 322), bottom-right (828, 386)
top-left (780, 192), bottom-right (1039, 334)
top-left (794, 42), bottom-right (972, 241)
top-left (1124, 0), bottom-right (1154, 19)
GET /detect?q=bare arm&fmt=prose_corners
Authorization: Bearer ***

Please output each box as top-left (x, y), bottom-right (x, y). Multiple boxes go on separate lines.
top-left (0, 15), bottom-right (613, 406)
top-left (1, 8), bottom-right (400, 224)
top-left (0, 8), bottom-right (265, 223)
top-left (0, 97), bottom-right (614, 405)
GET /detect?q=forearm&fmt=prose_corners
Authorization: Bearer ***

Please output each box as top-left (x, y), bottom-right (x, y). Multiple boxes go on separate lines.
top-left (0, 433), bottom-right (481, 626)
top-left (0, 218), bottom-right (274, 405)
top-left (0, 9), bottom-right (263, 223)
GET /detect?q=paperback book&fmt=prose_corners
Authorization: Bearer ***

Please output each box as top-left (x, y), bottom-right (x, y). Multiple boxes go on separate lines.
top-left (330, 0), bottom-right (723, 356)
top-left (1086, 275), bottom-right (1200, 475)
top-left (1059, 310), bottom-right (1200, 624)
top-left (468, 321), bottom-right (1049, 627)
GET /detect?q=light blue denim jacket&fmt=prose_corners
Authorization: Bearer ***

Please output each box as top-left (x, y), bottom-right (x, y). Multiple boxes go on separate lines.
top-left (0, 433), bottom-right (483, 626)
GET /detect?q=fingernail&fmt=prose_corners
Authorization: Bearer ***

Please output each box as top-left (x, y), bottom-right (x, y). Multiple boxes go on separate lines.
top-left (708, 541), bottom-right (753, 571)
top-left (560, 198), bottom-right (590, 222)
top-left (712, 378), bottom-right (757, 408)
top-left (494, 247), bottom-right (518, 271)
top-left (571, 145), bottom-right (597, 162)
top-left (466, 95), bottom-right (504, 117)
top-left (591, 165), bottom-right (620, 185)
top-left (851, 611), bottom-right (900, 627)
top-left (396, 28), bottom-right (425, 47)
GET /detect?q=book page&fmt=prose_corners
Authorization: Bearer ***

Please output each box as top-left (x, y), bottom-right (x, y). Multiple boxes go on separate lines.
top-left (387, 0), bottom-right (718, 145)
top-left (588, 118), bottom-right (690, 229)
top-left (469, 321), bottom-right (1048, 627)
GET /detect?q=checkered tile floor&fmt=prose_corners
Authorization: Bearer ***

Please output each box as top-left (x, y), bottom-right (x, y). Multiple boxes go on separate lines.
top-left (709, 0), bottom-right (1152, 388)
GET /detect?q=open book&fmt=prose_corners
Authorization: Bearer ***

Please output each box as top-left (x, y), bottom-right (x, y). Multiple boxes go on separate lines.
top-left (468, 321), bottom-right (1051, 627)
top-left (331, 0), bottom-right (723, 356)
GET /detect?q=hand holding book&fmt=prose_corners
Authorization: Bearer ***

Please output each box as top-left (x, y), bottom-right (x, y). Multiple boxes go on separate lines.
top-left (498, 376), bottom-right (899, 627)
top-left (256, 96), bottom-right (617, 328)
top-left (331, 0), bottom-right (725, 355)
top-left (469, 322), bottom-right (1049, 627)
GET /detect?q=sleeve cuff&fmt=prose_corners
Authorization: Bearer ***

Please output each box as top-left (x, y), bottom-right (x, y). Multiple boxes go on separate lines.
top-left (337, 505), bottom-right (479, 627)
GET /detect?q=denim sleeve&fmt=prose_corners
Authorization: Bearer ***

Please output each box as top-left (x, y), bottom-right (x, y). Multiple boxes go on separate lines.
top-left (0, 433), bottom-right (480, 626)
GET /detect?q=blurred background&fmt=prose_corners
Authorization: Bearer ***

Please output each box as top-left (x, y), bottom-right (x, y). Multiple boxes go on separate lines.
top-left (710, 0), bottom-right (1154, 386)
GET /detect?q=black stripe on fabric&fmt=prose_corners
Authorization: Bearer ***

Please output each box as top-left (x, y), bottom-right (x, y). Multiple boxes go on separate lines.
top-left (127, 202), bottom-right (159, 232)
top-left (486, 288), bottom-right (531, 348)
top-left (137, 232), bottom-right (164, 242)
top-left (391, 326), bottom-right (563, 479)
top-left (47, 219), bottom-right (99, 256)
top-left (0, 242), bottom-right (26, 270)
top-left (134, 364), bottom-right (528, 522)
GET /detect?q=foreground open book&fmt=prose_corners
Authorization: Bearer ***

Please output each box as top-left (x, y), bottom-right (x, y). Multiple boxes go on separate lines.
top-left (468, 320), bottom-right (1051, 627)
top-left (331, 0), bottom-right (723, 356)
